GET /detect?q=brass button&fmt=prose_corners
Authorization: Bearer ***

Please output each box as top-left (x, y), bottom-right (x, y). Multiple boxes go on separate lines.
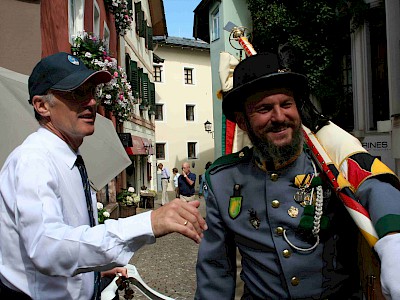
top-left (291, 276), bottom-right (300, 286)
top-left (276, 226), bottom-right (284, 235)
top-left (271, 200), bottom-right (280, 208)
top-left (282, 249), bottom-right (291, 258)
top-left (270, 173), bottom-right (279, 181)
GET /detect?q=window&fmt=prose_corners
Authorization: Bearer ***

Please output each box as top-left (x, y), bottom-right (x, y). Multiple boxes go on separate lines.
top-left (211, 7), bottom-right (220, 41)
top-left (184, 68), bottom-right (193, 84)
top-left (93, 1), bottom-right (100, 37)
top-left (341, 54), bottom-right (354, 131)
top-left (68, 0), bottom-right (84, 43)
top-left (103, 22), bottom-right (110, 50)
top-left (135, 2), bottom-right (146, 37)
top-left (155, 104), bottom-right (163, 120)
top-left (368, 11), bottom-right (389, 131)
top-left (188, 142), bottom-right (197, 159)
top-left (156, 143), bottom-right (166, 159)
top-left (186, 105), bottom-right (195, 121)
top-left (154, 65), bottom-right (162, 82)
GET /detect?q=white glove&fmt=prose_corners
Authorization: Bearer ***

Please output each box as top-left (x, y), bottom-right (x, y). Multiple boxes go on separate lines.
top-left (374, 233), bottom-right (400, 300)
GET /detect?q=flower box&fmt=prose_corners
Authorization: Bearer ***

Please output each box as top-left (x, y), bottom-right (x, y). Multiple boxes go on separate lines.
top-left (119, 204), bottom-right (137, 218)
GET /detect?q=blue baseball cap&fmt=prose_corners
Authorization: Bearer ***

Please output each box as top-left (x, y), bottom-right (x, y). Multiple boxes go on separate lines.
top-left (28, 52), bottom-right (111, 103)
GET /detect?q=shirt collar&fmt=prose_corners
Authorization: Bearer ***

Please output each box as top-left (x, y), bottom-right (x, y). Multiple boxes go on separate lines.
top-left (37, 127), bottom-right (79, 169)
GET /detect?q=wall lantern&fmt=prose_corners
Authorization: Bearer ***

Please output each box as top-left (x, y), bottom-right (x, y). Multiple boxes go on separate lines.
top-left (204, 120), bottom-right (214, 139)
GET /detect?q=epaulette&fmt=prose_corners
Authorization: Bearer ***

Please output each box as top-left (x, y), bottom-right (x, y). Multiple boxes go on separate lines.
top-left (205, 147), bottom-right (252, 193)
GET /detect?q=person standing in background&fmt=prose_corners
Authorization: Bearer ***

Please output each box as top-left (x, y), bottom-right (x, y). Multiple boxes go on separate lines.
top-left (199, 161), bottom-right (212, 200)
top-left (158, 163), bottom-right (170, 206)
top-left (178, 162), bottom-right (196, 202)
top-left (172, 167), bottom-right (180, 198)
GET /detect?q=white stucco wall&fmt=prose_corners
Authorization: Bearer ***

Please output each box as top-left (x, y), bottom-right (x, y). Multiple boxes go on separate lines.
top-left (154, 43), bottom-right (214, 191)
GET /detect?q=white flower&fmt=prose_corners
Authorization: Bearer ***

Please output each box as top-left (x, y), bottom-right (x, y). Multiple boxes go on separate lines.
top-left (97, 202), bottom-right (104, 210)
top-left (126, 196), bottom-right (133, 202)
top-left (128, 187), bottom-right (135, 193)
top-left (85, 52), bottom-right (92, 58)
top-left (103, 211), bottom-right (110, 218)
top-left (133, 195), bottom-right (140, 204)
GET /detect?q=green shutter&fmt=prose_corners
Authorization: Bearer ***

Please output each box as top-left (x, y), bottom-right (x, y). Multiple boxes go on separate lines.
top-left (141, 72), bottom-right (149, 105)
top-left (130, 60), bottom-right (139, 98)
top-left (147, 26), bottom-right (153, 50)
top-left (135, 2), bottom-right (142, 33)
top-left (139, 12), bottom-right (145, 37)
top-left (125, 54), bottom-right (131, 82)
top-left (138, 67), bottom-right (143, 100)
top-left (149, 82), bottom-right (155, 112)
top-left (128, 0), bottom-right (133, 12)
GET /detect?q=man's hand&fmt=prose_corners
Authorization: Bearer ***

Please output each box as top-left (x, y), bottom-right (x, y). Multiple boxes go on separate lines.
top-left (101, 267), bottom-right (128, 278)
top-left (375, 233), bottom-right (400, 299)
top-left (150, 199), bottom-right (207, 244)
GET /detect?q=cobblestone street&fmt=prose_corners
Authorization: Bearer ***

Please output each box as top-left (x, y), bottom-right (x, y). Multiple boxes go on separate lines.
top-left (126, 191), bottom-right (206, 299)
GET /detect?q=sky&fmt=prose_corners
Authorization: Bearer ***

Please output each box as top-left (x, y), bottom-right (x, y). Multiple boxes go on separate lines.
top-left (163, 0), bottom-right (202, 38)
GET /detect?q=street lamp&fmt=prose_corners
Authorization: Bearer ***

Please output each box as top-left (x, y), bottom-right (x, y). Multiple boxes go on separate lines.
top-left (204, 120), bottom-right (214, 139)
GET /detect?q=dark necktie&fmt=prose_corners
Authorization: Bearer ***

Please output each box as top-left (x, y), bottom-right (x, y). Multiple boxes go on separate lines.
top-left (75, 155), bottom-right (100, 300)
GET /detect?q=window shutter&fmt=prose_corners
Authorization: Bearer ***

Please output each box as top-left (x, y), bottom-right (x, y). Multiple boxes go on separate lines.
top-left (139, 12), bottom-right (146, 37)
top-left (135, 2), bottom-right (142, 33)
top-left (141, 72), bottom-right (149, 106)
top-left (128, 0), bottom-right (132, 12)
top-left (149, 82), bottom-right (155, 111)
top-left (130, 60), bottom-right (139, 98)
top-left (125, 54), bottom-right (131, 82)
top-left (138, 67), bottom-right (143, 98)
top-left (147, 26), bottom-right (153, 50)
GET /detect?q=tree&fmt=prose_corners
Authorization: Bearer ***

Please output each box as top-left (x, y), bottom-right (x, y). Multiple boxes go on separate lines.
top-left (246, 0), bottom-right (369, 130)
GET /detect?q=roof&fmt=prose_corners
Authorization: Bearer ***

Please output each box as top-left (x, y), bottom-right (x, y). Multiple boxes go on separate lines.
top-left (153, 53), bottom-right (165, 63)
top-left (153, 36), bottom-right (210, 50)
top-left (148, 0), bottom-right (168, 37)
top-left (193, 0), bottom-right (213, 42)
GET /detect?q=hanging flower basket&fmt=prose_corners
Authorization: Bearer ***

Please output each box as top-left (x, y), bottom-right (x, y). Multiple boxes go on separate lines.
top-left (71, 32), bottom-right (136, 123)
top-left (104, 0), bottom-right (133, 36)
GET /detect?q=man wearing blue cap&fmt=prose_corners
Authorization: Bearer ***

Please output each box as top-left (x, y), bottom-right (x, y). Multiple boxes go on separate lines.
top-left (195, 51), bottom-right (400, 299)
top-left (0, 52), bottom-right (207, 299)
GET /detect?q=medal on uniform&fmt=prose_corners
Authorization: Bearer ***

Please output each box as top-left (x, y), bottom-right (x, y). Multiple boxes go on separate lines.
top-left (248, 208), bottom-right (260, 229)
top-left (229, 184), bottom-right (242, 219)
top-left (288, 206), bottom-right (299, 218)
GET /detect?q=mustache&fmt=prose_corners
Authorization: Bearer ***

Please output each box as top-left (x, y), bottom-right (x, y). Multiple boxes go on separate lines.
top-left (261, 121), bottom-right (295, 133)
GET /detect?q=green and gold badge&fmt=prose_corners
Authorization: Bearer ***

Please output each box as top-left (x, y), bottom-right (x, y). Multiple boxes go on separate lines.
top-left (229, 184), bottom-right (242, 219)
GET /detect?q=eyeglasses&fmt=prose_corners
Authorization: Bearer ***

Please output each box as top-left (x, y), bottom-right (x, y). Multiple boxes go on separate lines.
top-left (52, 85), bottom-right (98, 103)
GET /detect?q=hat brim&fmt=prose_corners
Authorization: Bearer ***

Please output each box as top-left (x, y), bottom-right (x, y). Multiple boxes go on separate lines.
top-left (51, 69), bottom-right (112, 92)
top-left (222, 72), bottom-right (308, 122)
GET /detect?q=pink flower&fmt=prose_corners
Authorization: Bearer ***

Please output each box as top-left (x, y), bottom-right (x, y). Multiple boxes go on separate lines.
top-left (114, 71), bottom-right (119, 77)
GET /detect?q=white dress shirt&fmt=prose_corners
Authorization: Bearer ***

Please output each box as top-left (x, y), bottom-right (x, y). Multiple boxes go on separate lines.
top-left (0, 127), bottom-right (155, 299)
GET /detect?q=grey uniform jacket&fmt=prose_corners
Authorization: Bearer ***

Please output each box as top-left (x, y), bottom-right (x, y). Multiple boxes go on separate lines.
top-left (195, 146), bottom-right (400, 299)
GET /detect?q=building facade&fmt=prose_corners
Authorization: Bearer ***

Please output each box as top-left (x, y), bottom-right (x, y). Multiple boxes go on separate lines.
top-left (119, 0), bottom-right (167, 193)
top-left (153, 36), bottom-right (214, 192)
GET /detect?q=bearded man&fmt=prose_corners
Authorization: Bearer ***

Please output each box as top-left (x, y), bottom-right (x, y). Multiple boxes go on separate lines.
top-left (195, 53), bottom-right (400, 299)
